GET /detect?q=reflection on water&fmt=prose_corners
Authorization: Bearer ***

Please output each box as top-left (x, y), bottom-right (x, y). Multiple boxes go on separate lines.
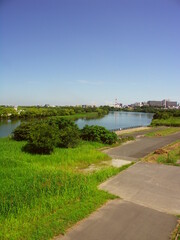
top-left (76, 111), bottom-right (154, 130)
top-left (0, 111), bottom-right (154, 138)
top-left (0, 119), bottom-right (21, 138)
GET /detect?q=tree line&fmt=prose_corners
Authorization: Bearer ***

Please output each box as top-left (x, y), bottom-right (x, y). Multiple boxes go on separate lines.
top-left (0, 106), bottom-right (109, 119)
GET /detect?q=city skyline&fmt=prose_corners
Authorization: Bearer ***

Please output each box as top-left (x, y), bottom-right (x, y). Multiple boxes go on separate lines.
top-left (1, 0), bottom-right (180, 105)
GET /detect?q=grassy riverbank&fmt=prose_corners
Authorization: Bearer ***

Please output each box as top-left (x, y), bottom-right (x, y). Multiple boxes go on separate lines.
top-left (145, 127), bottom-right (180, 137)
top-left (0, 138), bottom-right (131, 240)
top-left (151, 117), bottom-right (180, 127)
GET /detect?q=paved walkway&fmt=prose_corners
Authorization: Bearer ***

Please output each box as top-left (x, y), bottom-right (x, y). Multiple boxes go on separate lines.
top-left (58, 200), bottom-right (177, 240)
top-left (57, 131), bottom-right (180, 240)
top-left (100, 162), bottom-right (180, 215)
top-left (104, 131), bottom-right (180, 160)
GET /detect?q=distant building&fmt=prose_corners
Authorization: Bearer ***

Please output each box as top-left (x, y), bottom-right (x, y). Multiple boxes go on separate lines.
top-left (147, 100), bottom-right (178, 108)
top-left (44, 104), bottom-right (50, 108)
top-left (114, 98), bottom-right (123, 108)
top-left (147, 101), bottom-right (163, 107)
top-left (114, 103), bottom-right (123, 108)
top-left (82, 104), bottom-right (96, 108)
top-left (131, 102), bottom-right (142, 107)
top-left (162, 100), bottom-right (177, 108)
top-left (142, 102), bottom-right (149, 106)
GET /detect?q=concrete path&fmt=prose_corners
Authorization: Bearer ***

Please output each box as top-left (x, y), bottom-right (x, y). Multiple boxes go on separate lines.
top-left (58, 200), bottom-right (177, 240)
top-left (100, 162), bottom-right (180, 215)
top-left (104, 131), bottom-right (180, 160)
top-left (56, 131), bottom-right (180, 240)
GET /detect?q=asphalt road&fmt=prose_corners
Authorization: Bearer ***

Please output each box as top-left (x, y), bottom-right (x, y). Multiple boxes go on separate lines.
top-left (57, 200), bottom-right (177, 240)
top-left (104, 131), bottom-right (180, 160)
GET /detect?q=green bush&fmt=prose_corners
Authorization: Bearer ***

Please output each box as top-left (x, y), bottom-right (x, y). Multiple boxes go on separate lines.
top-left (57, 126), bottom-right (80, 148)
top-left (13, 118), bottom-right (81, 153)
top-left (81, 125), bottom-right (117, 144)
top-left (12, 122), bottom-right (33, 141)
top-left (47, 117), bottom-right (77, 129)
top-left (47, 117), bottom-right (80, 148)
top-left (24, 122), bottom-right (57, 154)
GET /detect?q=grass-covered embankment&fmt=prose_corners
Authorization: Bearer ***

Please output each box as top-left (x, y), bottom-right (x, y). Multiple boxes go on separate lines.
top-left (151, 117), bottom-right (180, 127)
top-left (0, 138), bottom-right (131, 240)
top-left (145, 127), bottom-right (180, 137)
top-left (143, 141), bottom-right (180, 166)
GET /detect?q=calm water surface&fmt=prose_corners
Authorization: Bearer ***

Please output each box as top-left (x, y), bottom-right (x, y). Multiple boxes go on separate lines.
top-left (0, 119), bottom-right (21, 138)
top-left (76, 111), bottom-right (154, 130)
top-left (0, 111), bottom-right (153, 138)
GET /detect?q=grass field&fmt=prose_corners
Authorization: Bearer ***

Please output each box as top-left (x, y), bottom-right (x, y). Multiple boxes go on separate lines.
top-left (151, 117), bottom-right (180, 127)
top-left (145, 127), bottom-right (180, 137)
top-left (0, 138), bottom-right (131, 240)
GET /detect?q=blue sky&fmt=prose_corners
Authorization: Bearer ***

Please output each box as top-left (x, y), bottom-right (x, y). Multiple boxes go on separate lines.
top-left (1, 0), bottom-right (180, 106)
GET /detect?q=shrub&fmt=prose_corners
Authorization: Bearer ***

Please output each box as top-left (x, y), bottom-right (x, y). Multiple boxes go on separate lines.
top-left (47, 117), bottom-right (76, 129)
top-left (81, 125), bottom-right (117, 144)
top-left (14, 118), bottom-right (81, 153)
top-left (24, 122), bottom-right (57, 154)
top-left (12, 122), bottom-right (33, 141)
top-left (57, 126), bottom-right (80, 148)
top-left (47, 117), bottom-right (80, 148)
top-left (153, 112), bottom-right (173, 120)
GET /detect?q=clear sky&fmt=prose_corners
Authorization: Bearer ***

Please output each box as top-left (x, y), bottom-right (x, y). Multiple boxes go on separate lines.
top-left (1, 0), bottom-right (180, 106)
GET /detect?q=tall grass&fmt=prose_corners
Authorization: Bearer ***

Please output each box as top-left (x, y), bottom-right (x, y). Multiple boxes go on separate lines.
top-left (0, 138), bottom-right (131, 240)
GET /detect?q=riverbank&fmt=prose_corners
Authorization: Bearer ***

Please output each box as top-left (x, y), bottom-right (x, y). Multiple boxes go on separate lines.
top-left (115, 126), bottom-right (151, 135)
top-left (115, 126), bottom-right (180, 138)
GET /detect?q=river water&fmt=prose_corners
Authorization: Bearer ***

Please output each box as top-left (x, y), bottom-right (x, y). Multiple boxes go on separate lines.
top-left (0, 111), bottom-right (153, 138)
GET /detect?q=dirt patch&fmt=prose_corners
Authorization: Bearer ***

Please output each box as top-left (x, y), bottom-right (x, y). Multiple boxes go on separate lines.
top-left (115, 127), bottom-right (151, 135)
top-left (165, 142), bottom-right (180, 152)
top-left (155, 133), bottom-right (162, 137)
top-left (143, 141), bottom-right (180, 164)
top-left (154, 149), bottom-right (168, 154)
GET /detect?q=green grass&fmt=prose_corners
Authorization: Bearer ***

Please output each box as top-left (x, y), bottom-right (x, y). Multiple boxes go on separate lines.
top-left (145, 127), bottom-right (180, 137)
top-left (151, 117), bottom-right (180, 127)
top-left (0, 138), bottom-right (131, 240)
top-left (61, 112), bottom-right (101, 121)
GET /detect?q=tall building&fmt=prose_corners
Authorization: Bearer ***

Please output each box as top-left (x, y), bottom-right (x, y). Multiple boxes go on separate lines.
top-left (147, 100), bottom-right (178, 108)
top-left (162, 100), bottom-right (177, 108)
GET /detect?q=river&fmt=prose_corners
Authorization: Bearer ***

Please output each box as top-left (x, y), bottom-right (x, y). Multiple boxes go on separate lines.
top-left (0, 111), bottom-right (153, 138)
